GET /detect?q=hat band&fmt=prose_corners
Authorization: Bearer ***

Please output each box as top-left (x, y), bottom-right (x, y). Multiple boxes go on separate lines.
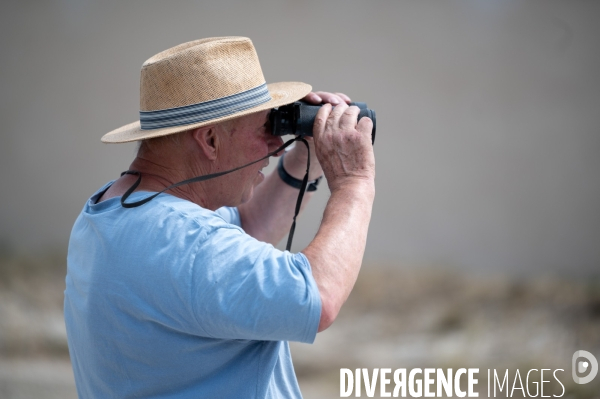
top-left (139, 83), bottom-right (271, 130)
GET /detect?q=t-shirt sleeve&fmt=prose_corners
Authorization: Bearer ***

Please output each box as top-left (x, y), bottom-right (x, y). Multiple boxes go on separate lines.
top-left (189, 225), bottom-right (321, 343)
top-left (214, 206), bottom-right (242, 227)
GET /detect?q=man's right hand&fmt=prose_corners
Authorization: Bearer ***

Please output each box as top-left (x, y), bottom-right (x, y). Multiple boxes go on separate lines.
top-left (312, 103), bottom-right (375, 192)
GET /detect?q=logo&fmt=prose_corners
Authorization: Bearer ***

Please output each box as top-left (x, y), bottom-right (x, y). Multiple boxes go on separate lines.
top-left (572, 350), bottom-right (598, 384)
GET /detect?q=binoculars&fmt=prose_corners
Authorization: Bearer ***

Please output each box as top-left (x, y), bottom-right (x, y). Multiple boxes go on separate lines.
top-left (269, 101), bottom-right (376, 144)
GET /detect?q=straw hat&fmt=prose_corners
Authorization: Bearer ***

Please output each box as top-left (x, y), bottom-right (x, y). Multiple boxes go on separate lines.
top-left (101, 37), bottom-right (312, 143)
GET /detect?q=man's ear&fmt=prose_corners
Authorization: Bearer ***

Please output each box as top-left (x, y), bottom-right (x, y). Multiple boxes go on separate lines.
top-left (190, 126), bottom-right (219, 161)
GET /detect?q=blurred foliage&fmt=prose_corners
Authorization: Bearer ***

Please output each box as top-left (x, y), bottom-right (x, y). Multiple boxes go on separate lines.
top-left (294, 265), bottom-right (600, 398)
top-left (0, 251), bottom-right (69, 358)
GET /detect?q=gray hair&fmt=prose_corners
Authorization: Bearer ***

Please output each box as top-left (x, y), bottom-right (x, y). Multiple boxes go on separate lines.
top-left (137, 131), bottom-right (185, 155)
top-left (136, 120), bottom-right (236, 156)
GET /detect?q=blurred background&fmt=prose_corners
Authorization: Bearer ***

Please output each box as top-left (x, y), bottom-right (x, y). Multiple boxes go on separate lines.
top-left (1, 1), bottom-right (599, 397)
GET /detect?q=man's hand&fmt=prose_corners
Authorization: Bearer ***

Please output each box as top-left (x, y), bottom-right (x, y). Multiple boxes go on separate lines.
top-left (312, 102), bottom-right (375, 192)
top-left (282, 92), bottom-right (353, 181)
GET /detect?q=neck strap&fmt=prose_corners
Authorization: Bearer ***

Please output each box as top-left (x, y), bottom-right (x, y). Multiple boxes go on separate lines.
top-left (120, 136), bottom-right (311, 252)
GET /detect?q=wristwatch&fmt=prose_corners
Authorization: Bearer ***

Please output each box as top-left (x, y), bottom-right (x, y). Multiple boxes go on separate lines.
top-left (277, 154), bottom-right (322, 192)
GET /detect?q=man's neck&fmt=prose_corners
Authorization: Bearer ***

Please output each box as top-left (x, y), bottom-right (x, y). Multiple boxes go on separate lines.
top-left (98, 156), bottom-right (216, 210)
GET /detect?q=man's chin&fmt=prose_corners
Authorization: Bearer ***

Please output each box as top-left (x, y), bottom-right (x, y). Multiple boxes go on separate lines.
top-left (239, 172), bottom-right (264, 205)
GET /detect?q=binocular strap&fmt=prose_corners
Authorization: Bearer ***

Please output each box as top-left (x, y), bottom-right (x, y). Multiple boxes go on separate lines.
top-left (120, 136), bottom-right (311, 252)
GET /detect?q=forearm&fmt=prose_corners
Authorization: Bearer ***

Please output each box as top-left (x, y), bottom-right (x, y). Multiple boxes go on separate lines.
top-left (302, 181), bottom-right (375, 332)
top-left (238, 143), bottom-right (323, 244)
top-left (238, 167), bottom-right (315, 245)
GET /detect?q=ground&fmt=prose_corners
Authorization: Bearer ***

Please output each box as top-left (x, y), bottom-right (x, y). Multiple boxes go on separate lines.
top-left (1, 254), bottom-right (598, 398)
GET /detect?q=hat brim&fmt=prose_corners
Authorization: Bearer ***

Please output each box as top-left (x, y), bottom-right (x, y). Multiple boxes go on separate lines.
top-left (101, 82), bottom-right (312, 143)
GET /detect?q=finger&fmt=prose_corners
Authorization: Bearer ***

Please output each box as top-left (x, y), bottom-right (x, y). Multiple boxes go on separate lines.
top-left (313, 91), bottom-right (342, 105)
top-left (312, 103), bottom-right (333, 140)
top-left (339, 105), bottom-right (360, 131)
top-left (328, 101), bottom-right (349, 129)
top-left (302, 92), bottom-right (323, 104)
top-left (356, 115), bottom-right (373, 141)
top-left (334, 92), bottom-right (352, 104)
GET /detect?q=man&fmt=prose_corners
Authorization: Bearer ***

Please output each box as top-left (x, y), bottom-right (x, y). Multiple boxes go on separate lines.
top-left (64, 37), bottom-right (375, 398)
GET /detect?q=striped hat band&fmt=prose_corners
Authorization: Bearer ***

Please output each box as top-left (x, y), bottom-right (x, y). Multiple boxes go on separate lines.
top-left (140, 83), bottom-right (271, 130)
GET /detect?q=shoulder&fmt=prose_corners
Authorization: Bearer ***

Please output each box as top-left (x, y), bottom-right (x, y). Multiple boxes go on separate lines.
top-left (81, 187), bottom-right (244, 243)
top-left (148, 194), bottom-right (243, 234)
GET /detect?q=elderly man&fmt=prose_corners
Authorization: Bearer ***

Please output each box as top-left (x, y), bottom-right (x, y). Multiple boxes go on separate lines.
top-left (64, 37), bottom-right (375, 398)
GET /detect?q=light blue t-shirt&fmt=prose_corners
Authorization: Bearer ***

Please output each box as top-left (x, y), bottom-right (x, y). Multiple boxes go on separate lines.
top-left (64, 182), bottom-right (321, 398)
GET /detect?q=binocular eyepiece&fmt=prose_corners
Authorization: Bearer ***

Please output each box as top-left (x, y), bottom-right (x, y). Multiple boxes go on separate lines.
top-left (269, 101), bottom-right (376, 145)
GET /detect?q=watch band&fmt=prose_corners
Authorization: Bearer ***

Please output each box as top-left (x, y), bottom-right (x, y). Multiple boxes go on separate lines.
top-left (277, 154), bottom-right (322, 192)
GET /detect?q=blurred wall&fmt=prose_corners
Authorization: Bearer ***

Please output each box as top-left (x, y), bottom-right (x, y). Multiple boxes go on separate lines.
top-left (1, 0), bottom-right (599, 275)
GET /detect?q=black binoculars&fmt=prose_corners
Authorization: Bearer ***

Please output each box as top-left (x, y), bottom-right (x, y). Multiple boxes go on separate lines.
top-left (269, 101), bottom-right (376, 145)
